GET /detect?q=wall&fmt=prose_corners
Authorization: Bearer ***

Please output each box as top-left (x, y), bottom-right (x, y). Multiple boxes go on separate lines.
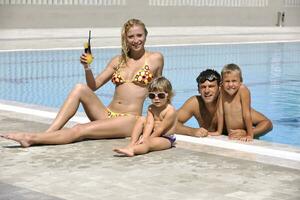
top-left (0, 0), bottom-right (299, 28)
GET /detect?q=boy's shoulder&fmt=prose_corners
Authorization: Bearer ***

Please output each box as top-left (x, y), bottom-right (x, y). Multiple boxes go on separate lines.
top-left (239, 83), bottom-right (249, 89)
top-left (238, 84), bottom-right (250, 94)
top-left (238, 84), bottom-right (251, 102)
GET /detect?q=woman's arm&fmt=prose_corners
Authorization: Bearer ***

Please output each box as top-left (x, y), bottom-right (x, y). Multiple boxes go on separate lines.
top-left (80, 54), bottom-right (118, 91)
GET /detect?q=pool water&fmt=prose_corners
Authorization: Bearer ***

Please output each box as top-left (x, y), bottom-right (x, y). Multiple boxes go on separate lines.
top-left (0, 42), bottom-right (299, 146)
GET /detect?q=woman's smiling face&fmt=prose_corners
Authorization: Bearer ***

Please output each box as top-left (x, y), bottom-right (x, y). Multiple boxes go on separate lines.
top-left (126, 25), bottom-right (146, 52)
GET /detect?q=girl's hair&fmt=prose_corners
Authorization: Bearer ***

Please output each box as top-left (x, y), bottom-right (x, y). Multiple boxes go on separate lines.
top-left (148, 76), bottom-right (174, 103)
top-left (120, 18), bottom-right (148, 64)
top-left (221, 63), bottom-right (243, 82)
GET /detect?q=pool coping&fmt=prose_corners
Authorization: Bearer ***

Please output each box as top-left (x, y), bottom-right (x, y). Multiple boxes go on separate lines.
top-left (1, 101), bottom-right (299, 170)
top-left (1, 26), bottom-right (300, 50)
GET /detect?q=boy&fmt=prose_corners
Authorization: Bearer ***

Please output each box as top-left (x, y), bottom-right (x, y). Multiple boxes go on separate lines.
top-left (113, 76), bottom-right (177, 156)
top-left (212, 64), bottom-right (254, 141)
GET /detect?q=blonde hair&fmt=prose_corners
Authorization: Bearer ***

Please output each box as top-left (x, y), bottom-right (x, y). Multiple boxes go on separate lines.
top-left (221, 63), bottom-right (243, 82)
top-left (120, 18), bottom-right (148, 65)
top-left (148, 76), bottom-right (174, 103)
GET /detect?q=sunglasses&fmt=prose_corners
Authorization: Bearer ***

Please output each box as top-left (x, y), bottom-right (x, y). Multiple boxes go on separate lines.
top-left (148, 92), bottom-right (167, 99)
top-left (199, 74), bottom-right (218, 83)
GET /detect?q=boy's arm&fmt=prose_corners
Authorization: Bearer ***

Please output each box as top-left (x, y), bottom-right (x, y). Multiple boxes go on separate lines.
top-left (208, 93), bottom-right (223, 136)
top-left (176, 96), bottom-right (208, 137)
top-left (240, 86), bottom-right (253, 141)
top-left (251, 109), bottom-right (273, 137)
top-left (151, 107), bottom-right (177, 138)
top-left (229, 109), bottom-right (273, 139)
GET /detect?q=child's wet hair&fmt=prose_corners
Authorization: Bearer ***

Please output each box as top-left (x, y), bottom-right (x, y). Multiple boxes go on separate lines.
top-left (221, 63), bottom-right (243, 82)
top-left (148, 76), bottom-right (174, 103)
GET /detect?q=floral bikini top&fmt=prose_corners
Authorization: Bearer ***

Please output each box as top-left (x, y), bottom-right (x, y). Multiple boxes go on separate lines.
top-left (111, 59), bottom-right (153, 86)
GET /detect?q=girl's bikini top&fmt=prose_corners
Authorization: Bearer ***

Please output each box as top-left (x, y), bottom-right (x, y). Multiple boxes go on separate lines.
top-left (111, 58), bottom-right (153, 86)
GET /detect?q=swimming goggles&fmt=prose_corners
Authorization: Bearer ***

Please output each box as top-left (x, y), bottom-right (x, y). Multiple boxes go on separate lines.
top-left (148, 92), bottom-right (167, 99)
top-left (199, 74), bottom-right (218, 83)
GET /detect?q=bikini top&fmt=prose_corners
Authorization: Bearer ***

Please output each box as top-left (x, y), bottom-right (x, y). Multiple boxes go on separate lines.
top-left (111, 58), bottom-right (153, 86)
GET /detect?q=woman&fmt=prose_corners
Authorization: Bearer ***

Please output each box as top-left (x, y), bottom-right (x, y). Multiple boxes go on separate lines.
top-left (1, 19), bottom-right (164, 147)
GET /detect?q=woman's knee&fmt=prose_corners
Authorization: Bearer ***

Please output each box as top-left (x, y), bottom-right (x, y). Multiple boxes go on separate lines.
top-left (71, 83), bottom-right (92, 97)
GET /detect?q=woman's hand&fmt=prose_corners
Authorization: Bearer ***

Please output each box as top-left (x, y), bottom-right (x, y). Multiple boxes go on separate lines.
top-left (80, 53), bottom-right (94, 69)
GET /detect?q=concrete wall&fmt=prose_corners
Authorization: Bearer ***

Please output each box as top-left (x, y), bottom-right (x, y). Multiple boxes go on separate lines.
top-left (0, 0), bottom-right (299, 28)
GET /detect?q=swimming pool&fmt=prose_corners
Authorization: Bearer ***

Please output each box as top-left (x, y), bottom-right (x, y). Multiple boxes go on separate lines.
top-left (0, 42), bottom-right (299, 147)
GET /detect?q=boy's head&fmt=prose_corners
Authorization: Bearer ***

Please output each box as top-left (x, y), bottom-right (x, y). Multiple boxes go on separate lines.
top-left (221, 63), bottom-right (243, 82)
top-left (221, 63), bottom-right (243, 96)
top-left (196, 69), bottom-right (221, 104)
top-left (148, 76), bottom-right (174, 105)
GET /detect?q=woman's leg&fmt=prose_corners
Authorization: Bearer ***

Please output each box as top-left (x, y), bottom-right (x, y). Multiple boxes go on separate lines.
top-left (46, 84), bottom-right (108, 132)
top-left (1, 115), bottom-right (137, 147)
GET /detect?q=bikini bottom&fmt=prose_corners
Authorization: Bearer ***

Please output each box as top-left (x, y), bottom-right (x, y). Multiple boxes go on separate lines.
top-left (106, 108), bottom-right (139, 119)
top-left (162, 134), bottom-right (176, 147)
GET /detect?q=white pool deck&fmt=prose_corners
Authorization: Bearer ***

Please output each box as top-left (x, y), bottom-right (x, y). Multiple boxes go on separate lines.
top-left (1, 26), bottom-right (300, 50)
top-left (0, 26), bottom-right (300, 200)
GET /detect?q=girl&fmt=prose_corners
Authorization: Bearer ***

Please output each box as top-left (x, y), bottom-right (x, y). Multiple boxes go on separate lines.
top-left (114, 76), bottom-right (177, 156)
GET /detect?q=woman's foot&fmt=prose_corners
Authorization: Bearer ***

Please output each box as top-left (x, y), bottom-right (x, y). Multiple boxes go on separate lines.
top-left (113, 147), bottom-right (134, 157)
top-left (0, 133), bottom-right (33, 147)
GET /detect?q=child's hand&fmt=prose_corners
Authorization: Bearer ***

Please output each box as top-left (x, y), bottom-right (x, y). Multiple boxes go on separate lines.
top-left (239, 135), bottom-right (253, 142)
top-left (137, 136), bottom-right (144, 144)
top-left (137, 136), bottom-right (150, 144)
top-left (228, 129), bottom-right (246, 140)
